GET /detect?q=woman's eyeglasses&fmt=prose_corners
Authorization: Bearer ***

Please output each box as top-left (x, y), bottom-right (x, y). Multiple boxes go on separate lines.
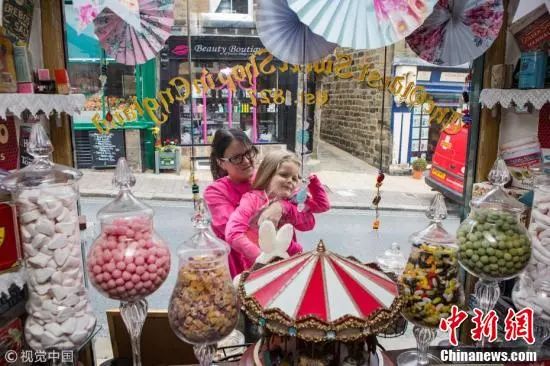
top-left (220, 148), bottom-right (258, 165)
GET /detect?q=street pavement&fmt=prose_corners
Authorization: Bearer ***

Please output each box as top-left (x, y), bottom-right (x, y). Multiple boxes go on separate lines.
top-left (79, 141), bottom-right (446, 212)
top-left (80, 197), bottom-right (461, 363)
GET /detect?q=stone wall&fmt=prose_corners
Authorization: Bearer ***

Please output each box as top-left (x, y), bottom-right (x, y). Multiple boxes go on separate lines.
top-left (314, 46), bottom-right (395, 171)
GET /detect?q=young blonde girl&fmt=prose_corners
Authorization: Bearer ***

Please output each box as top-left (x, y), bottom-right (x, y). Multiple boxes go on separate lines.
top-left (225, 150), bottom-right (330, 274)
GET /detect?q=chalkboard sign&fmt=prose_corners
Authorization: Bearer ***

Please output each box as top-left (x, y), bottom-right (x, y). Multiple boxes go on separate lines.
top-left (89, 131), bottom-right (125, 168)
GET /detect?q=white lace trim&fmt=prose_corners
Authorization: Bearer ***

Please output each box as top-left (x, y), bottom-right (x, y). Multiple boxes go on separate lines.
top-left (0, 94), bottom-right (86, 119)
top-left (480, 89), bottom-right (550, 110)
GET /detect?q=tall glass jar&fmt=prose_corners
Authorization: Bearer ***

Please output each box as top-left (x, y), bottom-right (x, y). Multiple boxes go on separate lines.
top-left (168, 201), bottom-right (238, 366)
top-left (456, 158), bottom-right (531, 346)
top-left (525, 169), bottom-right (550, 285)
top-left (397, 193), bottom-right (463, 366)
top-left (512, 167), bottom-right (550, 349)
top-left (2, 124), bottom-right (96, 350)
top-left (86, 158), bottom-right (170, 366)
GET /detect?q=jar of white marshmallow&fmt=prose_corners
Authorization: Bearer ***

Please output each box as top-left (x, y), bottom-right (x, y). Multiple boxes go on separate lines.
top-left (2, 124), bottom-right (96, 351)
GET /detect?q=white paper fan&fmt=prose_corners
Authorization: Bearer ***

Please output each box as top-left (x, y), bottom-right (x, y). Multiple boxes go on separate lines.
top-left (288, 0), bottom-right (438, 50)
top-left (256, 0), bottom-right (336, 65)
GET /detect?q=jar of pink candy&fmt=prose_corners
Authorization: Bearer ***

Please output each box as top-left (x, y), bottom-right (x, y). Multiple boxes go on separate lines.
top-left (87, 214), bottom-right (170, 301)
top-left (2, 124), bottom-right (97, 351)
top-left (86, 158), bottom-right (170, 366)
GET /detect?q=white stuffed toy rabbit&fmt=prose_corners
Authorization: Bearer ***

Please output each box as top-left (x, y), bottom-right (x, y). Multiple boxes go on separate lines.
top-left (233, 221), bottom-right (294, 287)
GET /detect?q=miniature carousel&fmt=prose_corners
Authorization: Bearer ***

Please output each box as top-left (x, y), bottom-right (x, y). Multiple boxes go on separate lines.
top-left (237, 238), bottom-right (404, 366)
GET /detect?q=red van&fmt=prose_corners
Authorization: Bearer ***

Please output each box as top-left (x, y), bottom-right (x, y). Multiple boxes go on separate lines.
top-left (425, 122), bottom-right (469, 203)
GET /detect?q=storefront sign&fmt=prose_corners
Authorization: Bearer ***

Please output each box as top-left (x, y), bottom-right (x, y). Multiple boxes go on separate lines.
top-left (0, 116), bottom-right (19, 170)
top-left (2, 0), bottom-right (34, 43)
top-left (91, 48), bottom-right (463, 134)
top-left (168, 36), bottom-right (264, 60)
top-left (440, 72), bottom-right (468, 83)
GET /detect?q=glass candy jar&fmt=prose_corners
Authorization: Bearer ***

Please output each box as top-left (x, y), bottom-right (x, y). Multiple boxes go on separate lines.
top-left (511, 168), bottom-right (550, 349)
top-left (86, 158), bottom-right (170, 366)
top-left (2, 124), bottom-right (96, 350)
top-left (457, 158), bottom-right (531, 346)
top-left (525, 168), bottom-right (550, 288)
top-left (398, 193), bottom-right (463, 366)
top-left (458, 158), bottom-right (530, 281)
top-left (512, 276), bottom-right (550, 348)
top-left (168, 201), bottom-right (238, 366)
top-left (458, 160), bottom-right (530, 287)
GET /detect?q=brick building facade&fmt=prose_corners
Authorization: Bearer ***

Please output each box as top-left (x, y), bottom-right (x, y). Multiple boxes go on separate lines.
top-left (313, 47), bottom-right (395, 170)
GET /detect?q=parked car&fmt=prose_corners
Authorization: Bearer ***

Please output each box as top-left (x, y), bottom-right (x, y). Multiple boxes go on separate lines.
top-left (425, 122), bottom-right (469, 203)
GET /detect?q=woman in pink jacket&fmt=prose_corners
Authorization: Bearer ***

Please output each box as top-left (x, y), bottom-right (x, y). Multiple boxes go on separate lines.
top-left (225, 150), bottom-right (330, 274)
top-left (204, 129), bottom-right (259, 277)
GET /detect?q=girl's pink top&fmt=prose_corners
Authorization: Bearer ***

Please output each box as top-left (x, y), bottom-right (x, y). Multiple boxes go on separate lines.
top-left (204, 176), bottom-right (252, 278)
top-left (225, 175), bottom-right (330, 277)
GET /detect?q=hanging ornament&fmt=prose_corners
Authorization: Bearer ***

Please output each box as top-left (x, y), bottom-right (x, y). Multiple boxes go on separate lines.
top-left (372, 170), bottom-right (385, 229)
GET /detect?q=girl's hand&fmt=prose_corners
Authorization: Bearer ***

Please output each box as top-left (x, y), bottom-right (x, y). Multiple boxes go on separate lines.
top-left (258, 201), bottom-right (283, 227)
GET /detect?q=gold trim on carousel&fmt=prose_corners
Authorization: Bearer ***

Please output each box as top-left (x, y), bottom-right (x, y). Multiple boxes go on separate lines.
top-left (238, 268), bottom-right (405, 343)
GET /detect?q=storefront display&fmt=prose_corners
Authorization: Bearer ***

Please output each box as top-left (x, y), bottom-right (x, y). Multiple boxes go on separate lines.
top-left (168, 201), bottom-right (238, 365)
top-left (3, 124), bottom-right (96, 350)
top-left (87, 157), bottom-right (170, 366)
top-left (163, 35), bottom-right (297, 148)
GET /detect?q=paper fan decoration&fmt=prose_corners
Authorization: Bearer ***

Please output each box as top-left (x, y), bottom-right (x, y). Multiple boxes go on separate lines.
top-left (238, 241), bottom-right (403, 342)
top-left (287, 0), bottom-right (438, 50)
top-left (94, 0), bottom-right (174, 65)
top-left (406, 0), bottom-right (504, 66)
top-left (256, 0), bottom-right (336, 65)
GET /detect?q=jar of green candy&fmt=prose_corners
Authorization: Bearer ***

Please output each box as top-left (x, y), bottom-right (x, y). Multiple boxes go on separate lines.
top-left (399, 193), bottom-right (464, 328)
top-left (457, 158), bottom-right (531, 281)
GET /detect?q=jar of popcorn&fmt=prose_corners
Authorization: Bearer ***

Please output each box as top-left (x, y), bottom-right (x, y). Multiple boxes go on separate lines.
top-left (168, 200), bottom-right (238, 366)
top-left (2, 124), bottom-right (96, 351)
top-left (86, 157), bottom-right (170, 366)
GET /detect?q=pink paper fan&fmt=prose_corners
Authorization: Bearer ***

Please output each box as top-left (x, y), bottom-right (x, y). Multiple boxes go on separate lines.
top-left (94, 0), bottom-right (174, 65)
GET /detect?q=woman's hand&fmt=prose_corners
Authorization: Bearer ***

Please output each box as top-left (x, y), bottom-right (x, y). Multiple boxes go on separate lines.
top-left (258, 201), bottom-right (283, 227)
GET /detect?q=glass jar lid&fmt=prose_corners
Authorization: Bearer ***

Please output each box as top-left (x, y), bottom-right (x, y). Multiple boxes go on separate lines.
top-left (96, 158), bottom-right (153, 222)
top-left (179, 199), bottom-right (229, 260)
top-left (2, 123), bottom-right (82, 190)
top-left (409, 193), bottom-right (455, 247)
top-left (471, 157), bottom-right (525, 213)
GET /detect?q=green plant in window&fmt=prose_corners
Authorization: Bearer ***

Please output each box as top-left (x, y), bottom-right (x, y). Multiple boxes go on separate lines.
top-left (412, 158), bottom-right (427, 172)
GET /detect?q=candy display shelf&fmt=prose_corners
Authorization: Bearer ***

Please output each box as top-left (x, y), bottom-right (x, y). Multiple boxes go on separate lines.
top-left (0, 94), bottom-right (86, 118)
top-left (479, 88), bottom-right (550, 110)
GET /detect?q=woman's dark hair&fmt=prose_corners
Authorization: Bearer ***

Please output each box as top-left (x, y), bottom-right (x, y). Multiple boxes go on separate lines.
top-left (210, 128), bottom-right (253, 180)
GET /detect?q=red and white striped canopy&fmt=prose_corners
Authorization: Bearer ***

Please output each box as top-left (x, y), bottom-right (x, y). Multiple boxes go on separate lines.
top-left (242, 243), bottom-right (399, 322)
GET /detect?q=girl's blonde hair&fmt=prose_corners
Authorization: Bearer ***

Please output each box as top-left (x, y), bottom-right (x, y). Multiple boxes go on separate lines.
top-left (253, 150), bottom-right (301, 190)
